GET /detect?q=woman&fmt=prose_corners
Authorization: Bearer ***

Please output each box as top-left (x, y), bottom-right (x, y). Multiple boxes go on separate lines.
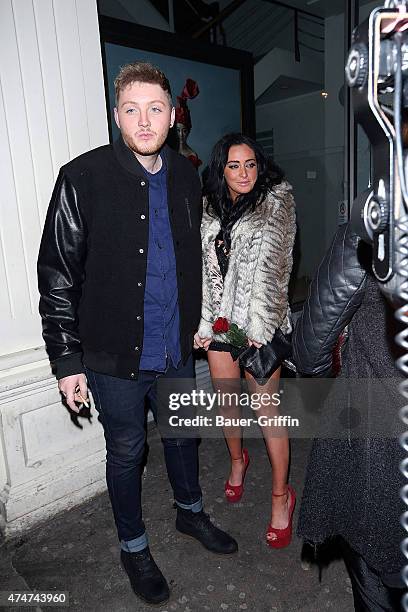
top-left (293, 223), bottom-right (405, 610)
top-left (194, 133), bottom-right (297, 548)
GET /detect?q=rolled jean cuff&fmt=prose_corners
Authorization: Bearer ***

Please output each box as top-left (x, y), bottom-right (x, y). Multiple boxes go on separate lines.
top-left (121, 531), bottom-right (148, 553)
top-left (176, 497), bottom-right (203, 513)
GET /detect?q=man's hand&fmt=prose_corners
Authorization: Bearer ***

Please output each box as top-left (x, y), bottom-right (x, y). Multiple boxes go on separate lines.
top-left (194, 332), bottom-right (212, 351)
top-left (248, 338), bottom-right (262, 349)
top-left (58, 373), bottom-right (89, 413)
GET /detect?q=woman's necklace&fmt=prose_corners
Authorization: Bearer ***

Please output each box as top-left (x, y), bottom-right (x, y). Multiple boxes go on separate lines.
top-left (220, 241), bottom-right (230, 257)
top-left (216, 233), bottom-right (230, 257)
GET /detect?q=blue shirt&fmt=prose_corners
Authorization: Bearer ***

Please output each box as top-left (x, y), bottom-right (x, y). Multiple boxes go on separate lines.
top-left (139, 154), bottom-right (181, 372)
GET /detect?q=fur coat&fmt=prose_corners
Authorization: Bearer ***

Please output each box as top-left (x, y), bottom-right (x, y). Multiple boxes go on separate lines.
top-left (197, 182), bottom-right (296, 344)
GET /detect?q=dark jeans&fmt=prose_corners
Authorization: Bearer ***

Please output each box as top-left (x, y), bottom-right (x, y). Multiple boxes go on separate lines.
top-left (340, 539), bottom-right (404, 611)
top-left (85, 356), bottom-right (202, 544)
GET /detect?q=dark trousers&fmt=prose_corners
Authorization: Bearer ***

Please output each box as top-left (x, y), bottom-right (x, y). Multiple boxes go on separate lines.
top-left (341, 539), bottom-right (404, 611)
top-left (85, 355), bottom-right (202, 543)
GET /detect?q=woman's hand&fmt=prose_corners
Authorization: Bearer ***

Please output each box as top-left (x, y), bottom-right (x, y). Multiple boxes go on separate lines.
top-left (194, 332), bottom-right (212, 351)
top-left (247, 338), bottom-right (262, 349)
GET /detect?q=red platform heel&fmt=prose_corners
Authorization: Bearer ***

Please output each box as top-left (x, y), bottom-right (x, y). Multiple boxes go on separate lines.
top-left (224, 449), bottom-right (250, 503)
top-left (266, 485), bottom-right (296, 549)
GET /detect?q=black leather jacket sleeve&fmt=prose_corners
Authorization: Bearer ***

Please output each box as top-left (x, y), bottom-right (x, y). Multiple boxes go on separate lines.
top-left (37, 170), bottom-right (87, 380)
top-left (293, 222), bottom-right (368, 376)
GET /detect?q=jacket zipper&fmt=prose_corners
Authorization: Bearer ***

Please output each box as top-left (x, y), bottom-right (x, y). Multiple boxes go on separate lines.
top-left (185, 198), bottom-right (192, 229)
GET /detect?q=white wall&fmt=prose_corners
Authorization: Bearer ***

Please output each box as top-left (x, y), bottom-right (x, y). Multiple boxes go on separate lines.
top-left (323, 1), bottom-right (378, 248)
top-left (0, 0), bottom-right (108, 536)
top-left (0, 0), bottom-right (109, 359)
top-left (0, 424), bottom-right (7, 516)
top-left (255, 47), bottom-right (324, 100)
top-left (257, 91), bottom-right (326, 280)
top-left (323, 11), bottom-right (346, 248)
top-left (257, 0), bottom-right (375, 279)
top-left (356, 1), bottom-right (379, 195)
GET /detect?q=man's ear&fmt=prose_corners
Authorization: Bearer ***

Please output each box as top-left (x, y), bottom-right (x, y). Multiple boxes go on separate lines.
top-left (114, 107), bottom-right (120, 130)
top-left (170, 106), bottom-right (175, 128)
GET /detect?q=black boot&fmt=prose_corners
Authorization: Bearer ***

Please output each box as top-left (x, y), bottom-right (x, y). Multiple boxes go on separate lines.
top-left (176, 507), bottom-right (238, 554)
top-left (120, 547), bottom-right (169, 605)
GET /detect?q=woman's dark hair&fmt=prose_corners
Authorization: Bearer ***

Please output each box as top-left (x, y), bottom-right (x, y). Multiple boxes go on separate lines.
top-left (203, 133), bottom-right (284, 250)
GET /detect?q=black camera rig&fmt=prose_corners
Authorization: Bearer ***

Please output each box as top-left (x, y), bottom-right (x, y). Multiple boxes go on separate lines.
top-left (346, 1), bottom-right (408, 303)
top-left (345, 2), bottom-right (408, 605)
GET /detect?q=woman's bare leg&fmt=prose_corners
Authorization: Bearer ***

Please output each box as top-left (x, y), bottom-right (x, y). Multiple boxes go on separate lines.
top-left (245, 367), bottom-right (291, 529)
top-left (207, 350), bottom-right (245, 485)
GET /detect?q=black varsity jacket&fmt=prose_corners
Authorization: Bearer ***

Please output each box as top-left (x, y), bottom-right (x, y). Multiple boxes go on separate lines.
top-left (37, 137), bottom-right (202, 380)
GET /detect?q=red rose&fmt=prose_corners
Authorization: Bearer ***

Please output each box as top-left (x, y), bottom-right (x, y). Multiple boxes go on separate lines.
top-left (213, 317), bottom-right (230, 333)
top-left (220, 318), bottom-right (230, 332)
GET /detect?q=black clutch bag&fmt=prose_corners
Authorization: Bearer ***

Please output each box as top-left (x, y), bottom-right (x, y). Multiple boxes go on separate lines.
top-left (236, 329), bottom-right (293, 385)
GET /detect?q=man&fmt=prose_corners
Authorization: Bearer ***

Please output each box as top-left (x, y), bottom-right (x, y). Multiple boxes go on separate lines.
top-left (37, 62), bottom-right (237, 606)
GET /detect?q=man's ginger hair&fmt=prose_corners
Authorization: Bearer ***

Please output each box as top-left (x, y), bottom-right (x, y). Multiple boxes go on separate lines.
top-left (114, 61), bottom-right (173, 106)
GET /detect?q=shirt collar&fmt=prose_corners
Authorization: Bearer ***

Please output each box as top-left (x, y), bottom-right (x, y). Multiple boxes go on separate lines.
top-left (142, 150), bottom-right (167, 178)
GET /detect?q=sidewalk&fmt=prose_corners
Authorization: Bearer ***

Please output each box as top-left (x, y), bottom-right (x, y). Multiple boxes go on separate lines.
top-left (0, 431), bottom-right (354, 612)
